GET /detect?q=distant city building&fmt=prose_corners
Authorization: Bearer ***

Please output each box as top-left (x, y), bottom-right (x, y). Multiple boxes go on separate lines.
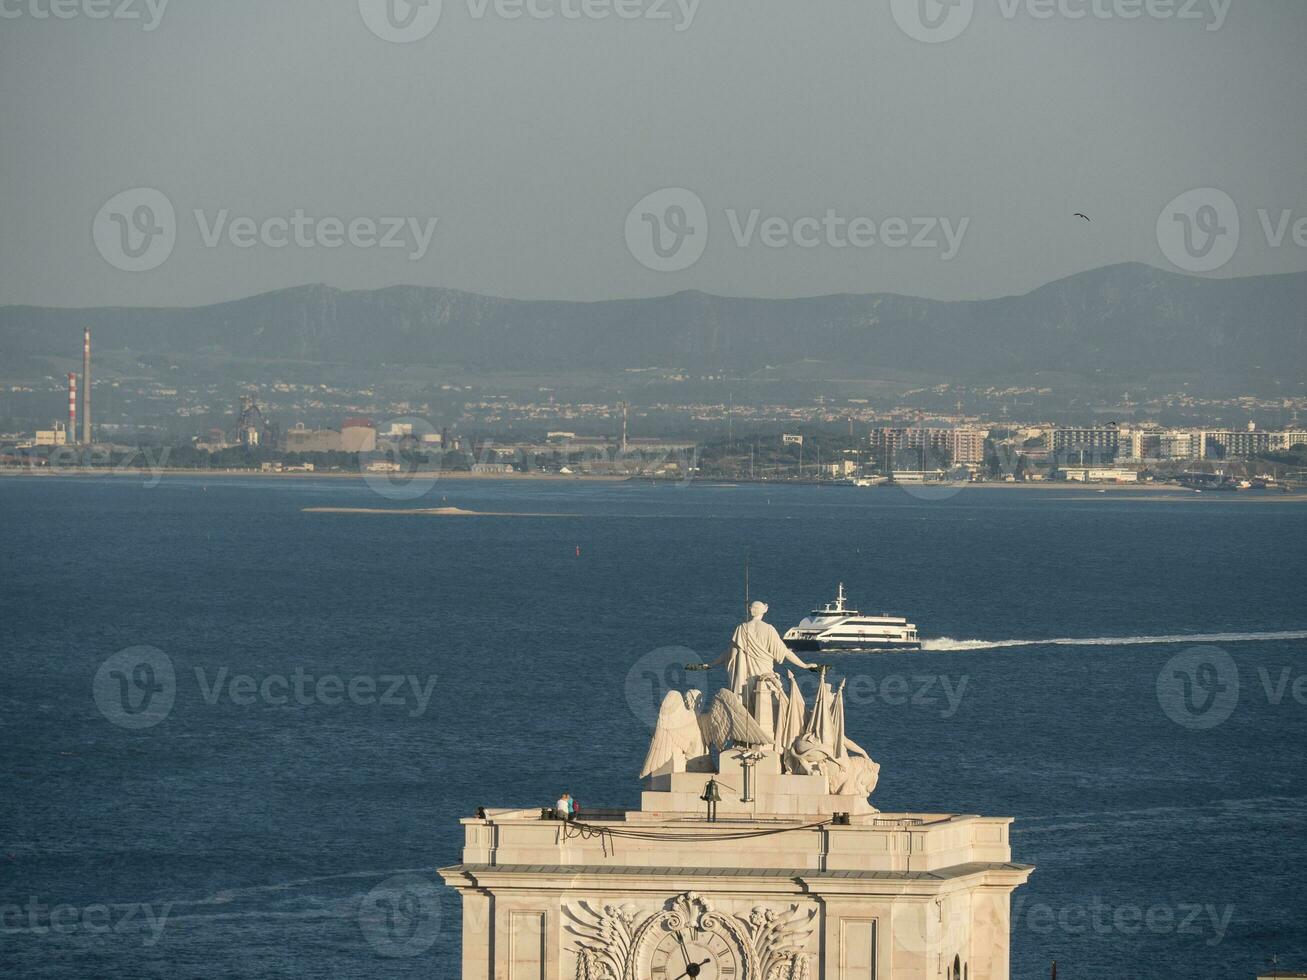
top-left (1051, 425), bottom-right (1119, 464)
top-left (35, 422), bottom-right (68, 446)
top-left (194, 427), bottom-right (230, 452)
top-left (888, 468), bottom-right (948, 484)
top-left (1115, 427), bottom-right (1149, 461)
top-left (341, 418), bottom-right (377, 453)
top-left (1271, 430), bottom-right (1307, 451)
top-left (943, 427), bottom-right (986, 465)
top-left (1200, 428), bottom-right (1269, 458)
top-left (1058, 467), bottom-right (1139, 483)
top-left (281, 420), bottom-right (378, 453)
top-left (471, 462), bottom-right (514, 474)
top-left (284, 424), bottom-right (343, 453)
top-left (1039, 424), bottom-right (1307, 463)
top-left (1159, 430), bottom-right (1198, 460)
top-left (1070, 425), bottom-right (1307, 462)
top-left (870, 426), bottom-right (985, 466)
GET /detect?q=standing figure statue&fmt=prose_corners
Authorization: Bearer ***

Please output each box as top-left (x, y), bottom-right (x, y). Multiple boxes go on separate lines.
top-left (701, 600), bottom-right (814, 744)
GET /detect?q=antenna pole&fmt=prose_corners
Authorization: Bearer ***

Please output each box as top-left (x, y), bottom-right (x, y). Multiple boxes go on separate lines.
top-left (744, 555), bottom-right (750, 618)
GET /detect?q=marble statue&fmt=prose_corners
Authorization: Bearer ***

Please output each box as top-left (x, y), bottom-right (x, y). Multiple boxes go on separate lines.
top-left (637, 599), bottom-right (881, 808)
top-left (442, 598), bottom-right (1034, 980)
top-left (639, 690), bottom-right (708, 779)
top-left (701, 600), bottom-right (815, 744)
top-left (777, 670), bottom-right (807, 758)
top-left (785, 681), bottom-right (880, 797)
top-left (713, 600), bottom-right (815, 696)
top-left (641, 689), bottom-right (773, 779)
top-left (701, 688), bottom-right (771, 749)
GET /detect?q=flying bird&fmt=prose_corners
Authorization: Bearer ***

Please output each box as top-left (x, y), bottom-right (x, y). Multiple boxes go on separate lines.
top-left (1074, 213), bottom-right (1091, 222)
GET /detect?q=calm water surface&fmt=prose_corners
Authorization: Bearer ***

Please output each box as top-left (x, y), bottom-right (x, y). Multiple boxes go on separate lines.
top-left (2, 477), bottom-right (1304, 979)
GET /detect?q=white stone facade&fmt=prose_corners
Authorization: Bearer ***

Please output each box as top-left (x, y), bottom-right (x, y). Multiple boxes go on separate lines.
top-left (440, 616), bottom-right (1033, 979)
top-left (440, 803), bottom-right (1032, 979)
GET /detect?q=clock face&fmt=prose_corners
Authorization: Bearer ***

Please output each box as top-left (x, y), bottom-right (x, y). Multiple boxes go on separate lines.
top-left (649, 927), bottom-right (740, 980)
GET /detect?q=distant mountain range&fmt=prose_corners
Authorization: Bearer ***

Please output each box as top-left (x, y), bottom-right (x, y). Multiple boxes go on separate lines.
top-left (2, 263), bottom-right (1303, 389)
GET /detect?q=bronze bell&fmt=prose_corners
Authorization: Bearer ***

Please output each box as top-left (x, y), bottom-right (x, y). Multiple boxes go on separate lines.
top-left (700, 779), bottom-right (722, 803)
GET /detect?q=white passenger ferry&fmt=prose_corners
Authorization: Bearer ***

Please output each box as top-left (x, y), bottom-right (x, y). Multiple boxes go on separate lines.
top-left (782, 583), bottom-right (921, 652)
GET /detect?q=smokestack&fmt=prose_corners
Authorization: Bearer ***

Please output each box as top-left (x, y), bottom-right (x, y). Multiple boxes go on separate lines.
top-left (68, 373), bottom-right (78, 443)
top-left (82, 328), bottom-right (91, 445)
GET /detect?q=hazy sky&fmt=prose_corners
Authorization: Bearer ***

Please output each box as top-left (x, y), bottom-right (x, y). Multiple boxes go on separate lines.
top-left (1, 0), bottom-right (1304, 308)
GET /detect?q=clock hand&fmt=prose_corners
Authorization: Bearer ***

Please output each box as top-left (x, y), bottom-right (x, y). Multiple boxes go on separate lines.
top-left (675, 931), bottom-right (691, 969)
top-left (670, 961), bottom-right (712, 980)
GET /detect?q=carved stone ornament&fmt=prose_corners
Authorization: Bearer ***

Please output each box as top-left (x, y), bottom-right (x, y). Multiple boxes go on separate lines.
top-left (565, 891), bottom-right (815, 980)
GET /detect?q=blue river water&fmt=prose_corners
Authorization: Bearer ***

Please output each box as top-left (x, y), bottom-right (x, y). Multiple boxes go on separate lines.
top-left (1, 476), bottom-right (1304, 979)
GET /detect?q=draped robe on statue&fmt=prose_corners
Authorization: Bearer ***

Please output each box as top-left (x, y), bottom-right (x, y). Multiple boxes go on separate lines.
top-left (723, 618), bottom-right (797, 747)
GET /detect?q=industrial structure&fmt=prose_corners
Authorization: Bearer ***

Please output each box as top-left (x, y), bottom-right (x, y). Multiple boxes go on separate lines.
top-left (81, 328), bottom-right (91, 445)
top-left (231, 396), bottom-right (278, 448)
top-left (282, 418), bottom-right (378, 454)
top-left (67, 372), bottom-right (77, 442)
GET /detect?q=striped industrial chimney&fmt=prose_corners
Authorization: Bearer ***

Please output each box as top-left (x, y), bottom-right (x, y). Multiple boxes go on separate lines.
top-left (82, 328), bottom-right (91, 445)
top-left (68, 373), bottom-right (78, 444)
